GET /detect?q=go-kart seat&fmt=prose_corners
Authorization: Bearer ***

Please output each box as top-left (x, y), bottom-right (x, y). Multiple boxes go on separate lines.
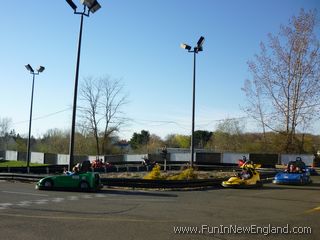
top-left (79, 160), bottom-right (92, 173)
top-left (248, 168), bottom-right (255, 176)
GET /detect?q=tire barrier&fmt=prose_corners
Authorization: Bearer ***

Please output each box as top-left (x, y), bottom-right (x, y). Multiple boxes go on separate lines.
top-left (101, 178), bottom-right (225, 189)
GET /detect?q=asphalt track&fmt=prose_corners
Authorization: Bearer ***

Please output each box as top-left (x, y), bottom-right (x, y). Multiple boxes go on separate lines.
top-left (0, 177), bottom-right (319, 240)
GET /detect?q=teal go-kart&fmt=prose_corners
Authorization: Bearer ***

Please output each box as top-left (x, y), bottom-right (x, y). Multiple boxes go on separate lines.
top-left (36, 161), bottom-right (103, 192)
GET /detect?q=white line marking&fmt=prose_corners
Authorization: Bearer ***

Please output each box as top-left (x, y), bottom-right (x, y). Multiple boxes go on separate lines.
top-left (94, 194), bottom-right (106, 198)
top-left (2, 191), bottom-right (48, 197)
top-left (82, 194), bottom-right (93, 199)
top-left (34, 200), bottom-right (49, 205)
top-left (16, 201), bottom-right (32, 207)
top-left (0, 203), bottom-right (13, 210)
top-left (0, 203), bottom-right (13, 207)
top-left (67, 196), bottom-right (79, 201)
top-left (51, 198), bottom-right (64, 203)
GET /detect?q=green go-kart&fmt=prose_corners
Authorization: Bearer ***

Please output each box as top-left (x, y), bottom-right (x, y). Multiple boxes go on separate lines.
top-left (36, 161), bottom-right (103, 192)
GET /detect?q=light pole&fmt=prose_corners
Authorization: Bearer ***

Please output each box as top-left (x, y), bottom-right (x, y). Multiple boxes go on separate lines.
top-left (25, 64), bottom-right (45, 173)
top-left (181, 36), bottom-right (205, 168)
top-left (66, 0), bottom-right (101, 171)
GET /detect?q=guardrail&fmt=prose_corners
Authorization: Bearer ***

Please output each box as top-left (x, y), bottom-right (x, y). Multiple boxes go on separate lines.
top-left (0, 173), bottom-right (44, 182)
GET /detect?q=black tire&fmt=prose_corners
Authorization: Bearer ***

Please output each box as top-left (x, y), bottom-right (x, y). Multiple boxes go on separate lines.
top-left (256, 181), bottom-right (263, 187)
top-left (79, 181), bottom-right (90, 191)
top-left (300, 177), bottom-right (304, 185)
top-left (43, 179), bottom-right (53, 189)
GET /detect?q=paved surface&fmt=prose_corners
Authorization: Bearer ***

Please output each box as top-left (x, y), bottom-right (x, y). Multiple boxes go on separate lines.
top-left (0, 177), bottom-right (319, 240)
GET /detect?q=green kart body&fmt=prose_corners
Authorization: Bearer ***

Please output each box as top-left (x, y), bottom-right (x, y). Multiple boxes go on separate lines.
top-left (36, 171), bottom-right (103, 192)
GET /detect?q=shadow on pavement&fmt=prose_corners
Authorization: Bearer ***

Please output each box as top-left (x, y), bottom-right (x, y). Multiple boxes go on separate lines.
top-left (262, 183), bottom-right (320, 191)
top-left (99, 189), bottom-right (178, 198)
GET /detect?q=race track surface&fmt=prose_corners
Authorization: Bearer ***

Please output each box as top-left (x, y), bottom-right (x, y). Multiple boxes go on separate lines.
top-left (0, 177), bottom-right (319, 240)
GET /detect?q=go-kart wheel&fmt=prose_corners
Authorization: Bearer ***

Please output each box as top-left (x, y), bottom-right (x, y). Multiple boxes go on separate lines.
top-left (79, 181), bottom-right (89, 191)
top-left (256, 181), bottom-right (263, 187)
top-left (43, 179), bottom-right (53, 188)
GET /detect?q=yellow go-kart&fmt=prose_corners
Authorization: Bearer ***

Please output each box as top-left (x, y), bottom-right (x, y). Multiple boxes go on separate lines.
top-left (222, 162), bottom-right (263, 188)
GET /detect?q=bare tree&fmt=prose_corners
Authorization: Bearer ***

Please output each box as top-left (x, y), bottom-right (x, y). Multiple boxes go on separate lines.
top-left (100, 78), bottom-right (128, 154)
top-left (79, 76), bottom-right (128, 155)
top-left (242, 9), bottom-right (320, 153)
top-left (212, 118), bottom-right (245, 152)
top-left (242, 78), bottom-right (269, 147)
top-left (0, 117), bottom-right (13, 150)
top-left (79, 77), bottom-right (102, 155)
top-left (0, 117), bottom-right (11, 137)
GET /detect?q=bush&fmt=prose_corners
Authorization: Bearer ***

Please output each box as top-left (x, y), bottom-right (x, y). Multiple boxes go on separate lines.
top-left (167, 167), bottom-right (198, 180)
top-left (143, 164), bottom-right (164, 180)
top-left (143, 165), bottom-right (198, 180)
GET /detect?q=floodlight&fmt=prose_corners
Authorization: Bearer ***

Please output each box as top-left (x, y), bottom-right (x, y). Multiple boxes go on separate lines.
top-left (81, 0), bottom-right (95, 7)
top-left (180, 43), bottom-right (192, 51)
top-left (89, 1), bottom-right (101, 13)
top-left (37, 66), bottom-right (45, 73)
top-left (197, 36), bottom-right (205, 48)
top-left (66, 0), bottom-right (77, 11)
top-left (81, 0), bottom-right (101, 13)
top-left (25, 64), bottom-right (34, 73)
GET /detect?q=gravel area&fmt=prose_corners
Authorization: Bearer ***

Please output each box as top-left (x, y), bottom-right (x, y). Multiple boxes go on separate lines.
top-left (100, 170), bottom-right (235, 179)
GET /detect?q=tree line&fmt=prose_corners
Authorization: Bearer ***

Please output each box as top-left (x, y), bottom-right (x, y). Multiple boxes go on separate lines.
top-left (0, 119), bottom-right (319, 156)
top-left (130, 122), bottom-right (320, 155)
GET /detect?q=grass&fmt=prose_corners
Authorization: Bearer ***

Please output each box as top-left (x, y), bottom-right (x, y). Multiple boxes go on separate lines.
top-left (0, 160), bottom-right (47, 167)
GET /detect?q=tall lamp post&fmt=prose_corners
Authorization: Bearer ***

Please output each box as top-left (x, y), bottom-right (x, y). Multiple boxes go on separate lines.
top-left (66, 0), bottom-right (101, 171)
top-left (25, 64), bottom-right (45, 173)
top-left (181, 36), bottom-right (205, 168)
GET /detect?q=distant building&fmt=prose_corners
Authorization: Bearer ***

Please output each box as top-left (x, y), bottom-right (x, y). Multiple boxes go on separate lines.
top-left (116, 140), bottom-right (131, 153)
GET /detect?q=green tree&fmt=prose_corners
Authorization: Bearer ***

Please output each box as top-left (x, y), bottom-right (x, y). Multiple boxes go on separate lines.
top-left (175, 135), bottom-right (190, 148)
top-left (194, 130), bottom-right (212, 148)
top-left (14, 134), bottom-right (28, 152)
top-left (130, 130), bottom-right (150, 150)
top-left (165, 134), bottom-right (190, 148)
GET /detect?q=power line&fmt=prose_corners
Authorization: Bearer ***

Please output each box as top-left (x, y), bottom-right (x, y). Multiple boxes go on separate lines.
top-left (12, 108), bottom-right (71, 126)
top-left (130, 116), bottom-right (254, 131)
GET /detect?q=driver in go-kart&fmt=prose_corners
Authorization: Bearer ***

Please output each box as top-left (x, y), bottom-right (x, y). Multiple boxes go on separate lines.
top-left (240, 168), bottom-right (252, 180)
top-left (286, 158), bottom-right (306, 173)
top-left (287, 163), bottom-right (296, 173)
top-left (63, 163), bottom-right (80, 175)
top-left (236, 156), bottom-right (253, 180)
top-left (240, 169), bottom-right (251, 180)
